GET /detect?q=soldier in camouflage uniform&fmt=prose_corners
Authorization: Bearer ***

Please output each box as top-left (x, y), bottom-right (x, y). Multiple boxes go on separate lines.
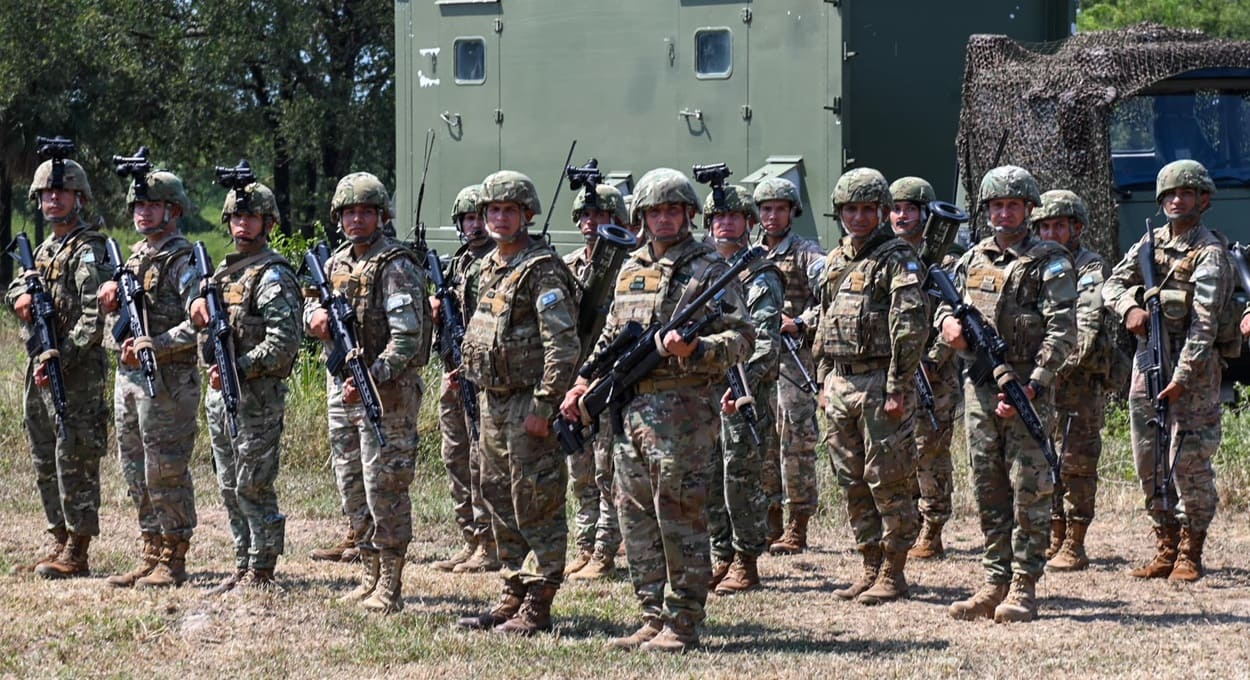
top-left (562, 183), bottom-right (630, 581)
top-left (704, 185), bottom-right (783, 596)
top-left (1104, 160), bottom-right (1234, 583)
top-left (941, 166), bottom-right (1076, 623)
top-left (7, 157), bottom-right (110, 579)
top-left (1031, 190), bottom-right (1115, 572)
top-left (888, 176), bottom-right (962, 560)
top-left (193, 180), bottom-right (304, 593)
top-left (430, 184), bottom-right (501, 574)
top-left (99, 170), bottom-right (201, 588)
top-left (306, 173), bottom-right (432, 613)
top-left (562, 168), bottom-right (754, 653)
top-left (753, 177), bottom-right (824, 555)
top-left (455, 171), bottom-right (581, 636)
top-left (814, 168), bottom-right (928, 606)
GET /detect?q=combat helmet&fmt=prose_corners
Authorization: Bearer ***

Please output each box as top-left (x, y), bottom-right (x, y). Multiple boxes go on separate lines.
top-left (331, 172), bottom-right (391, 220)
top-left (571, 184), bottom-right (629, 227)
top-left (480, 170), bottom-right (542, 215)
top-left (752, 177), bottom-right (804, 217)
top-left (128, 171), bottom-right (192, 216)
top-left (889, 177), bottom-right (936, 207)
top-left (630, 168), bottom-right (701, 226)
top-left (29, 159), bottom-right (93, 202)
top-left (222, 182), bottom-right (280, 223)
top-left (831, 168), bottom-right (893, 212)
top-left (1155, 159), bottom-right (1216, 203)
top-left (1031, 189), bottom-right (1089, 229)
top-left (703, 184), bottom-right (759, 229)
top-left (978, 165), bottom-right (1041, 207)
top-left (452, 184), bottom-right (484, 223)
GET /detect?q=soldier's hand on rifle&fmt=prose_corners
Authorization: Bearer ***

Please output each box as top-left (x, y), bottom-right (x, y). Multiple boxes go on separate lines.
top-left (1158, 381), bottom-right (1185, 402)
top-left (560, 383), bottom-right (589, 422)
top-left (994, 383), bottom-right (1036, 419)
top-left (1125, 307), bottom-right (1149, 337)
top-left (429, 295), bottom-right (442, 324)
top-left (662, 330), bottom-right (700, 358)
top-left (33, 361), bottom-right (49, 388)
top-left (191, 298), bottom-right (210, 328)
top-left (98, 281), bottom-right (120, 313)
top-left (940, 317), bottom-right (967, 350)
top-left (120, 337), bottom-right (140, 368)
top-left (721, 388), bottom-right (738, 414)
top-left (524, 413), bottom-right (550, 438)
top-left (343, 376), bottom-right (361, 404)
top-left (884, 391), bottom-right (906, 420)
top-left (780, 314), bottom-right (798, 335)
top-left (14, 293), bottom-right (33, 323)
top-left (309, 308), bottom-right (331, 340)
top-left (208, 364), bottom-right (222, 390)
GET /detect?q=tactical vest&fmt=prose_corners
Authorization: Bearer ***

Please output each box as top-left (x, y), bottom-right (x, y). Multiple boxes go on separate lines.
top-left (329, 240), bottom-right (433, 370)
top-left (132, 237), bottom-right (196, 362)
top-left (815, 238), bottom-right (911, 361)
top-left (1150, 225), bottom-right (1240, 360)
top-left (219, 251), bottom-right (298, 378)
top-left (965, 239), bottom-right (1068, 365)
top-left (37, 228), bottom-right (107, 339)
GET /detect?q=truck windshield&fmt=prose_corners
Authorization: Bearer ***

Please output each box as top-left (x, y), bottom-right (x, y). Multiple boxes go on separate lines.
top-left (1110, 89), bottom-right (1250, 191)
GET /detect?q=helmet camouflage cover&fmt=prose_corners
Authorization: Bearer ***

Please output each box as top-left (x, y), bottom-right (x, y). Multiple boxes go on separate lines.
top-left (28, 159), bottom-right (93, 202)
top-left (331, 172), bottom-right (391, 217)
top-left (630, 168), bottom-right (701, 225)
top-left (1155, 159), bottom-right (1216, 202)
top-left (752, 176), bottom-right (804, 217)
top-left (703, 184), bottom-right (759, 227)
top-left (128, 170), bottom-right (192, 215)
top-left (571, 184), bottom-right (630, 226)
top-left (1031, 189), bottom-right (1090, 228)
top-left (831, 167), bottom-right (893, 211)
top-left (889, 176), bottom-right (936, 206)
top-left (480, 170), bottom-right (542, 215)
top-left (452, 183), bottom-right (484, 220)
top-left (978, 165), bottom-right (1042, 206)
top-left (221, 182), bottom-right (280, 223)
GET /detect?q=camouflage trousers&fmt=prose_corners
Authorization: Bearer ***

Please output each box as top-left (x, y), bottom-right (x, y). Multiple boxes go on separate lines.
top-left (115, 362), bottom-right (200, 538)
top-left (615, 387), bottom-right (717, 628)
top-left (763, 350), bottom-right (820, 517)
top-left (912, 357), bottom-right (961, 525)
top-left (25, 350), bottom-right (109, 537)
top-left (965, 378), bottom-right (1055, 582)
top-left (592, 417), bottom-right (622, 555)
top-left (439, 378), bottom-right (490, 542)
top-left (1053, 377), bottom-right (1106, 524)
top-left (709, 381), bottom-right (775, 561)
top-left (824, 369), bottom-right (919, 553)
top-left (478, 389), bottom-right (567, 588)
top-left (206, 377), bottom-right (287, 571)
top-left (1128, 361), bottom-right (1220, 533)
top-left (568, 432), bottom-right (599, 552)
top-left (331, 373), bottom-right (423, 554)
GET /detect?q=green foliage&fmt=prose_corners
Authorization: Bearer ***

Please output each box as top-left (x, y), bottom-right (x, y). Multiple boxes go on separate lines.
top-left (268, 221), bottom-right (329, 265)
top-left (1079, 0), bottom-right (1250, 40)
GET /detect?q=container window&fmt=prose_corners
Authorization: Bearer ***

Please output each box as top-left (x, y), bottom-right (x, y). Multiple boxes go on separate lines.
top-left (695, 29), bottom-right (732, 79)
top-left (454, 37), bottom-right (486, 85)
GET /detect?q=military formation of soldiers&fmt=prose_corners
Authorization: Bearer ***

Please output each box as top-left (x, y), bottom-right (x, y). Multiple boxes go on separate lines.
top-left (8, 147), bottom-right (1240, 652)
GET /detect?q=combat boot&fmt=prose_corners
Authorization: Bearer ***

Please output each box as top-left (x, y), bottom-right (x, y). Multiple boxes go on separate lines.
top-left (1047, 521), bottom-right (1089, 571)
top-left (714, 553), bottom-right (760, 595)
top-left (458, 582), bottom-right (525, 630)
top-left (36, 534), bottom-right (91, 579)
top-left (338, 550), bottom-right (380, 603)
top-left (640, 619), bottom-right (699, 653)
top-left (362, 551), bottom-right (405, 613)
top-left (136, 535), bottom-right (190, 588)
top-left (569, 547), bottom-right (614, 581)
top-left (1131, 525), bottom-right (1179, 579)
top-left (431, 535), bottom-right (476, 572)
top-left (607, 619), bottom-right (663, 650)
top-left (833, 544), bottom-right (882, 600)
top-left (310, 527), bottom-right (359, 563)
top-left (948, 582), bottom-right (1008, 621)
top-left (769, 514), bottom-right (810, 555)
top-left (27, 527), bottom-right (68, 572)
top-left (765, 505), bottom-right (784, 545)
top-left (563, 547), bottom-right (594, 576)
top-left (453, 537), bottom-right (502, 573)
top-left (1168, 527), bottom-right (1206, 582)
top-left (207, 567), bottom-right (248, 596)
top-left (236, 568), bottom-right (279, 592)
top-left (494, 583), bottom-right (557, 635)
top-left (857, 549), bottom-right (908, 605)
top-left (908, 519), bottom-right (945, 560)
top-left (1045, 519), bottom-right (1067, 560)
top-left (993, 574), bottom-right (1038, 623)
top-left (709, 558), bottom-right (731, 589)
top-left (106, 532), bottom-right (161, 588)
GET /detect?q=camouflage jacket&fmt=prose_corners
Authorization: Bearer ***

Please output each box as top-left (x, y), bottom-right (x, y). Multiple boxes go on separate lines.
top-left (563, 246), bottom-right (593, 285)
top-left (434, 240), bottom-right (494, 370)
top-left (108, 232), bottom-right (199, 365)
top-left (737, 255), bottom-right (785, 388)
top-left (204, 247), bottom-right (304, 380)
top-left (1057, 245), bottom-right (1115, 383)
top-left (759, 232), bottom-right (825, 337)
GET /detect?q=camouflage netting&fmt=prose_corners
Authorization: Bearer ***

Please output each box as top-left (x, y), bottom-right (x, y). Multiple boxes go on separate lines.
top-left (957, 22), bottom-right (1250, 259)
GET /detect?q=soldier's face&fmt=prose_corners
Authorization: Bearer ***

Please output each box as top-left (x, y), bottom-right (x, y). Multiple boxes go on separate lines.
top-left (712, 211), bottom-right (751, 242)
top-left (340, 204), bottom-right (380, 242)
top-left (758, 200), bottom-right (792, 235)
top-left (229, 213), bottom-right (265, 245)
top-left (1037, 216), bottom-right (1080, 247)
top-left (987, 198), bottom-right (1029, 230)
top-left (644, 203), bottom-right (692, 242)
top-left (578, 208), bottom-right (614, 239)
top-left (486, 201), bottom-right (530, 240)
top-left (839, 201), bottom-right (880, 237)
top-left (891, 201), bottom-right (924, 237)
top-left (1161, 188), bottom-right (1207, 222)
top-left (132, 200), bottom-right (173, 234)
top-left (459, 211), bottom-right (487, 242)
top-left (39, 189), bottom-right (76, 220)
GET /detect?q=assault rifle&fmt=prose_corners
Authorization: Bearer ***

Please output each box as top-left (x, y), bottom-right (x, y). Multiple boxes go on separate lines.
top-left (194, 242), bottom-right (242, 437)
top-left (303, 242), bottom-right (387, 445)
top-left (913, 366), bottom-right (941, 431)
top-left (8, 233), bottom-right (68, 438)
top-left (427, 249), bottom-right (480, 440)
top-left (1137, 220), bottom-right (1174, 511)
top-left (927, 265), bottom-right (1061, 491)
top-left (726, 362), bottom-right (762, 446)
top-left (105, 237), bottom-right (159, 397)
top-left (554, 245), bottom-right (765, 454)
top-left (780, 331), bottom-right (819, 394)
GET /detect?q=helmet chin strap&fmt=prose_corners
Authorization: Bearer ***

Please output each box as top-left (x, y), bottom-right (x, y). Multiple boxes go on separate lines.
top-left (44, 195), bottom-right (83, 225)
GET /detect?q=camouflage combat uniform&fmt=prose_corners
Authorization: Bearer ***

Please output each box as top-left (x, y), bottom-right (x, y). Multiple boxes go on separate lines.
top-left (563, 246), bottom-right (604, 559)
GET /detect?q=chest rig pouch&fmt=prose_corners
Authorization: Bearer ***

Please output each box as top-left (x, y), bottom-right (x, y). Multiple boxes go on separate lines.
top-left (136, 238), bottom-right (195, 347)
top-left (330, 243), bottom-right (432, 370)
top-left (816, 240), bottom-right (902, 360)
top-left (40, 229), bottom-right (106, 338)
top-left (220, 252), bottom-right (296, 377)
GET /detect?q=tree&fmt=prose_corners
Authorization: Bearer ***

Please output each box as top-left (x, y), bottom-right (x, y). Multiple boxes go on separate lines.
top-left (1079, 0), bottom-right (1250, 40)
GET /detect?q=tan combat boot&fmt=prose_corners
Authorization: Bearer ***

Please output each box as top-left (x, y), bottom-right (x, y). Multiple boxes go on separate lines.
top-left (494, 583), bottom-right (557, 635)
top-left (908, 519), bottom-right (945, 560)
top-left (458, 582), bottom-right (525, 630)
top-left (709, 557), bottom-right (731, 589)
top-left (1131, 525), bottom-right (1179, 579)
top-left (993, 573), bottom-right (1038, 623)
top-left (431, 535), bottom-right (477, 572)
top-left (607, 619), bottom-right (663, 650)
top-left (769, 514), bottom-right (810, 555)
top-left (1047, 521), bottom-right (1089, 571)
top-left (714, 553), bottom-right (760, 596)
top-left (563, 547), bottom-right (594, 576)
top-left (338, 550), bottom-right (380, 603)
top-left (236, 567), bottom-right (279, 592)
top-left (453, 536), bottom-right (502, 573)
top-left (1168, 527), bottom-right (1206, 582)
top-left (1045, 519), bottom-right (1067, 560)
top-left (362, 551), bottom-right (405, 613)
top-left (569, 547), bottom-right (614, 581)
top-left (36, 534), bottom-right (91, 579)
top-left (310, 527), bottom-right (358, 563)
top-left (640, 619), bottom-right (699, 653)
top-left (857, 549), bottom-right (908, 605)
top-left (136, 535), bottom-right (190, 588)
top-left (833, 544), bottom-right (882, 600)
top-left (949, 582), bottom-right (1009, 620)
top-left (106, 532), bottom-right (161, 588)
top-left (765, 505), bottom-right (784, 545)
top-left (27, 527), bottom-right (69, 572)
top-left (207, 567), bottom-right (248, 596)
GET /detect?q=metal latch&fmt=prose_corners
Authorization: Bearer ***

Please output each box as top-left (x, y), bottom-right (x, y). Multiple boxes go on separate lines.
top-left (741, 105), bottom-right (752, 121)
top-left (678, 108), bottom-right (703, 121)
top-left (494, 109), bottom-right (504, 124)
top-left (742, 8), bottom-right (752, 23)
top-left (440, 112), bottom-right (462, 129)
top-left (493, 18), bottom-right (503, 33)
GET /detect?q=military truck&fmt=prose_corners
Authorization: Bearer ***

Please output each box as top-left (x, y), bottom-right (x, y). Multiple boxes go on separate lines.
top-left (394, 0), bottom-right (1073, 253)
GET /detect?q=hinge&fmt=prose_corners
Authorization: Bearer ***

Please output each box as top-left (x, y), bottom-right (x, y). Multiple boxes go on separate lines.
top-left (493, 18), bottom-right (503, 33)
top-left (842, 147), bottom-right (856, 168)
top-left (741, 104), bottom-right (752, 121)
top-left (824, 97), bottom-right (842, 115)
top-left (741, 7), bottom-right (752, 23)
top-left (494, 109), bottom-right (504, 124)
top-left (843, 41), bottom-right (857, 60)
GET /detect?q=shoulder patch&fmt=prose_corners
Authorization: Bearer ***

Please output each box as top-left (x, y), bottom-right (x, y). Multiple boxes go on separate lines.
top-left (179, 268), bottom-right (197, 291)
top-left (539, 288), bottom-right (565, 310)
top-left (263, 267), bottom-right (283, 285)
top-left (905, 260), bottom-right (920, 272)
top-left (385, 291), bottom-right (413, 312)
top-left (1046, 259), bottom-right (1068, 276)
top-left (807, 258), bottom-right (826, 279)
top-left (81, 249), bottom-right (95, 264)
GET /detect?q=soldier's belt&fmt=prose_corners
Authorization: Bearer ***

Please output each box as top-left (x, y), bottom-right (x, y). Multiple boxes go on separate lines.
top-left (829, 358), bottom-right (890, 377)
top-left (482, 385), bottom-right (531, 397)
top-left (635, 375), bottom-right (709, 394)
